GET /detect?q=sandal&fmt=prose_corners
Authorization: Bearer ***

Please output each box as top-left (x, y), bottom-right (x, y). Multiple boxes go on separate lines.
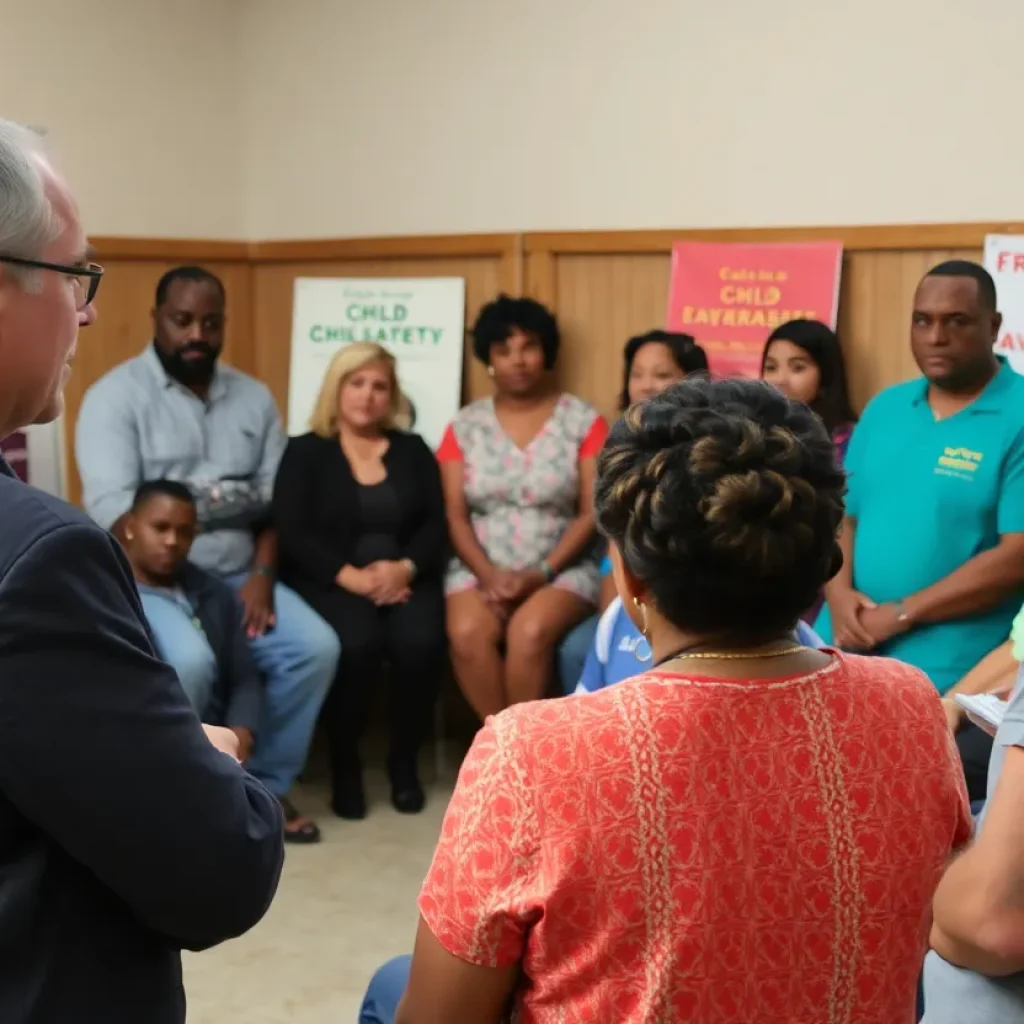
top-left (279, 796), bottom-right (321, 844)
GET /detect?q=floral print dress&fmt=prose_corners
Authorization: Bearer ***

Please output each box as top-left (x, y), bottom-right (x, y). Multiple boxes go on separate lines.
top-left (437, 393), bottom-right (608, 604)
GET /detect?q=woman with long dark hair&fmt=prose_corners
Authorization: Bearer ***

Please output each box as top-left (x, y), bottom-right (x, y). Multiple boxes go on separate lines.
top-left (761, 319), bottom-right (856, 462)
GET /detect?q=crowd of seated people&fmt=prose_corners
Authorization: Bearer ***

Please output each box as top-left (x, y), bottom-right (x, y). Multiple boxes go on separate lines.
top-left (67, 258), bottom-right (1024, 1022)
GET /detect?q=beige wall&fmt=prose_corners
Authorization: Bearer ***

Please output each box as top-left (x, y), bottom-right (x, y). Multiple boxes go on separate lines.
top-left (5, 0), bottom-right (1024, 239)
top-left (240, 0), bottom-right (1024, 239)
top-left (0, 0), bottom-right (243, 237)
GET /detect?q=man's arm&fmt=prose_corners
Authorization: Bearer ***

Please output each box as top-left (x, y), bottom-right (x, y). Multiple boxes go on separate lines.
top-left (932, 671), bottom-right (1024, 973)
top-left (902, 534), bottom-right (1024, 625)
top-left (190, 393), bottom-right (288, 534)
top-left (0, 522), bottom-right (284, 951)
top-left (931, 744), bottom-right (1024, 974)
top-left (75, 380), bottom-right (142, 533)
top-left (218, 584), bottom-right (264, 736)
top-left (907, 437), bottom-right (1024, 627)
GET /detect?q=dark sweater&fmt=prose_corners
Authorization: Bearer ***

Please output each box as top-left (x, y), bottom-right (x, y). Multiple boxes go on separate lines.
top-left (0, 457), bottom-right (284, 1023)
top-left (272, 429), bottom-right (448, 590)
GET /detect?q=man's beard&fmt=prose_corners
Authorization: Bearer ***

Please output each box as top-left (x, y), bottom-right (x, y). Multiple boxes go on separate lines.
top-left (155, 343), bottom-right (219, 385)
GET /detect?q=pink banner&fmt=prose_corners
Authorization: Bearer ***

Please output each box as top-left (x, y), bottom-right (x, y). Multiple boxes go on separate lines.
top-left (666, 241), bottom-right (843, 378)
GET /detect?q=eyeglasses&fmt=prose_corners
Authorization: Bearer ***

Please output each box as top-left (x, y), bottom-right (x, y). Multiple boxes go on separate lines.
top-left (0, 256), bottom-right (104, 307)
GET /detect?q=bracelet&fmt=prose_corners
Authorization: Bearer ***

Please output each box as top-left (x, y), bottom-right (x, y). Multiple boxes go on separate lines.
top-left (539, 559), bottom-right (555, 583)
top-left (402, 558), bottom-right (417, 582)
top-left (895, 600), bottom-right (912, 625)
top-left (253, 565), bottom-right (274, 579)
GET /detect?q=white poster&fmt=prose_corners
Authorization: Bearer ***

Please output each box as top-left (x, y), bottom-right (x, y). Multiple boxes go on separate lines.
top-left (984, 235), bottom-right (1024, 374)
top-left (288, 277), bottom-right (466, 449)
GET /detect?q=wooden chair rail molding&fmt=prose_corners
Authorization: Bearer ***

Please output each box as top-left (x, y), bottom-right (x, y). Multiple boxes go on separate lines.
top-left (61, 222), bottom-right (1011, 507)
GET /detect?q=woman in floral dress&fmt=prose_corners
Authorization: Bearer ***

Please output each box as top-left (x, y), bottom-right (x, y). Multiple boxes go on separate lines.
top-left (438, 296), bottom-right (608, 718)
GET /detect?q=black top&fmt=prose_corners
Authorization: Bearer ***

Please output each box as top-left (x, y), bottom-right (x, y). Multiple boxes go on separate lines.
top-left (350, 479), bottom-right (403, 566)
top-left (139, 562), bottom-right (265, 733)
top-left (0, 458), bottom-right (284, 1023)
top-left (272, 429), bottom-right (448, 590)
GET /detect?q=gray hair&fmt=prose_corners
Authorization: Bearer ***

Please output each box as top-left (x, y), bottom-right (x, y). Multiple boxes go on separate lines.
top-left (0, 120), bottom-right (60, 285)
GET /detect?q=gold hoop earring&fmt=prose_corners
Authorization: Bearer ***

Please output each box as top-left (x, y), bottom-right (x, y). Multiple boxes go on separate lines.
top-left (632, 596), bottom-right (649, 638)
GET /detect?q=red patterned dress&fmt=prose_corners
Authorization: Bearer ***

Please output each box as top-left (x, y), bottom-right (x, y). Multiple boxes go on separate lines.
top-left (419, 653), bottom-right (972, 1023)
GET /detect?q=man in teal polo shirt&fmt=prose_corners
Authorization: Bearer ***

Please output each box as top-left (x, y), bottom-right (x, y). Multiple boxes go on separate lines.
top-left (817, 260), bottom-right (1024, 702)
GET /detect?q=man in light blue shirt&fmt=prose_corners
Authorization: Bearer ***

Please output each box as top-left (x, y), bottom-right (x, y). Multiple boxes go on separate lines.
top-left (76, 266), bottom-right (339, 842)
top-left (817, 261), bottom-right (1024, 697)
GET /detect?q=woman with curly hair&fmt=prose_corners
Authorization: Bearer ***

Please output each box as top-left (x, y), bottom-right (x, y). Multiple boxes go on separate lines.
top-left (438, 295), bottom-right (608, 717)
top-left (361, 377), bottom-right (971, 1024)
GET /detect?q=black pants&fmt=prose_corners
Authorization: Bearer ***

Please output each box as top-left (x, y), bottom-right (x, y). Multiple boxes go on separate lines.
top-left (955, 720), bottom-right (994, 804)
top-left (298, 580), bottom-right (446, 774)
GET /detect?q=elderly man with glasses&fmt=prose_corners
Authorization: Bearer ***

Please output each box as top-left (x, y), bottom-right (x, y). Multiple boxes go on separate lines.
top-left (0, 119), bottom-right (284, 1023)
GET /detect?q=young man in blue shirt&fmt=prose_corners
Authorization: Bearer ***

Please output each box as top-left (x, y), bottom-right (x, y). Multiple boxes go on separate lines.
top-left (816, 260), bottom-right (1024, 799)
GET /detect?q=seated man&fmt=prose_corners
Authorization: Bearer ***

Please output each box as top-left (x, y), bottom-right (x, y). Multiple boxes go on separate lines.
top-left (122, 480), bottom-right (263, 758)
top-left (75, 265), bottom-right (340, 842)
top-left (817, 261), bottom-right (1024, 800)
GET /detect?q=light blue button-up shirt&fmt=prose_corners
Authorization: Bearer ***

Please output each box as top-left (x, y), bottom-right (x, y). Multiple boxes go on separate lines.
top-left (75, 345), bottom-right (286, 576)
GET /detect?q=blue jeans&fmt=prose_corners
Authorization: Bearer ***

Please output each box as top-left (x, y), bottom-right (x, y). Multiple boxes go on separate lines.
top-left (557, 614), bottom-right (598, 694)
top-left (359, 956), bottom-right (411, 1024)
top-left (145, 574), bottom-right (339, 798)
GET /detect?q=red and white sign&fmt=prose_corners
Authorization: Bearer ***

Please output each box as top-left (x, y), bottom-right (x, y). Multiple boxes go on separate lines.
top-left (984, 235), bottom-right (1024, 374)
top-left (666, 241), bottom-right (844, 379)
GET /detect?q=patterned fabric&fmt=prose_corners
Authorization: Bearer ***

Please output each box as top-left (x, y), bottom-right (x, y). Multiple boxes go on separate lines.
top-left (437, 394), bottom-right (607, 602)
top-left (419, 652), bottom-right (972, 1024)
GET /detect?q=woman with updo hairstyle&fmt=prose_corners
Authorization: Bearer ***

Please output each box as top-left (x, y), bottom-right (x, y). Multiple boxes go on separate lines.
top-left (438, 295), bottom-right (607, 718)
top-left (363, 377), bottom-right (971, 1024)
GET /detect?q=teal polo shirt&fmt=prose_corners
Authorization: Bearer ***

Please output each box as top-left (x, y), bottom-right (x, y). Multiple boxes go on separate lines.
top-left (815, 360), bottom-right (1024, 693)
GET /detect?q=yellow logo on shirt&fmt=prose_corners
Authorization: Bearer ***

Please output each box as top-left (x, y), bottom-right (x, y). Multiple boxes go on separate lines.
top-left (936, 446), bottom-right (983, 480)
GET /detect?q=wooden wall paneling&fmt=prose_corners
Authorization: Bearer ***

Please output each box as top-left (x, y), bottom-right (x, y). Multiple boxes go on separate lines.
top-left (65, 244), bottom-right (253, 506)
top-left (250, 244), bottom-right (517, 422)
top-left (524, 227), bottom-right (990, 418)
top-left (553, 254), bottom-right (672, 419)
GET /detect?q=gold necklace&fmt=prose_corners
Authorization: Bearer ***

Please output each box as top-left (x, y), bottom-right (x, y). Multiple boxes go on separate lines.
top-left (666, 645), bottom-right (806, 663)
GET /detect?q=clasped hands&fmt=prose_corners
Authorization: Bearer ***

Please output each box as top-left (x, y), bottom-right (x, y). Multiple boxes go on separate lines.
top-left (829, 587), bottom-right (911, 652)
top-left (340, 560), bottom-right (413, 606)
top-left (479, 566), bottom-right (547, 620)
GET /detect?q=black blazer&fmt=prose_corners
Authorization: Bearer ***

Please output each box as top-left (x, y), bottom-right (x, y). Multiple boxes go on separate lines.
top-left (0, 457), bottom-right (284, 1024)
top-left (273, 429), bottom-right (448, 590)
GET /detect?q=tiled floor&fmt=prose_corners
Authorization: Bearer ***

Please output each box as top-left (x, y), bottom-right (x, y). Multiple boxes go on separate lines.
top-left (184, 767), bottom-right (454, 1024)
